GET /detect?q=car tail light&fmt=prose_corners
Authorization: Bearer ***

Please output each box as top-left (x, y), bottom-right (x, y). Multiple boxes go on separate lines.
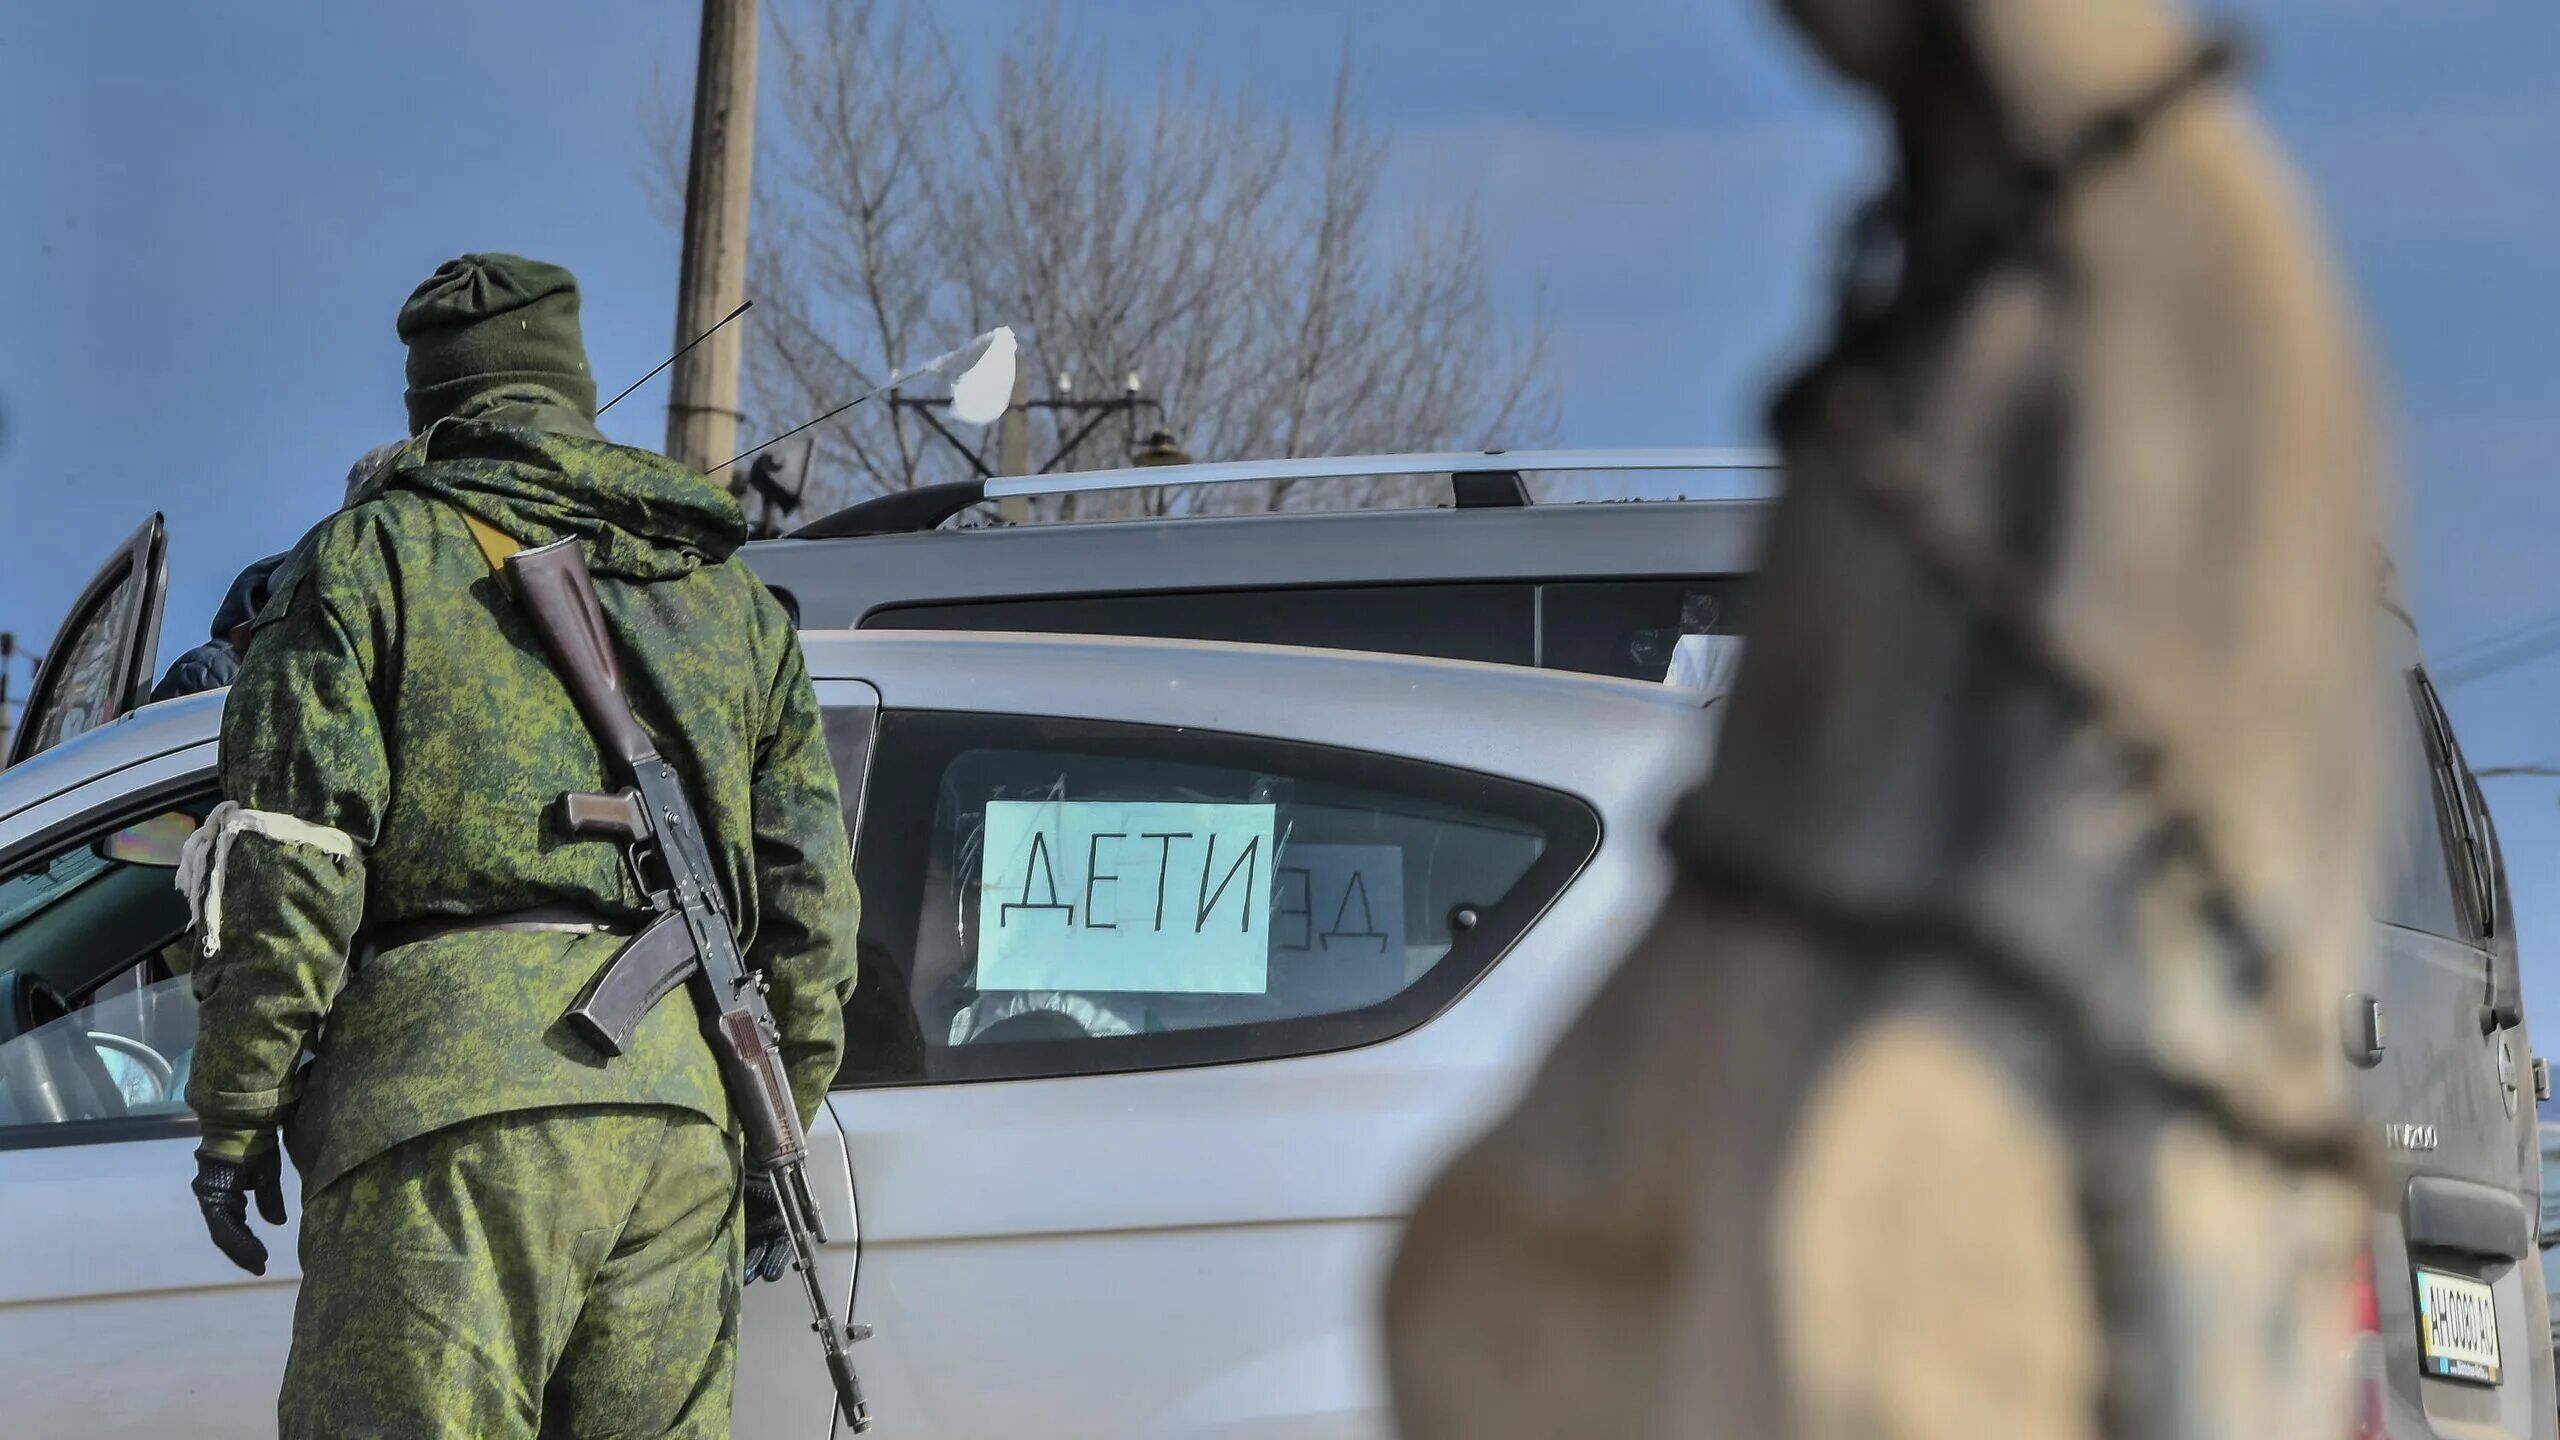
top-left (2347, 1251), bottom-right (2386, 1440)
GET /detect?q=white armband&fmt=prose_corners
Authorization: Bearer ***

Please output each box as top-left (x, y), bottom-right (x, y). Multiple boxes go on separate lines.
top-left (175, 801), bottom-right (361, 957)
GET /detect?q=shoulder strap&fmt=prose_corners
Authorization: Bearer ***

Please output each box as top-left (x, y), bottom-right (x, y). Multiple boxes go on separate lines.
top-left (458, 510), bottom-right (523, 574)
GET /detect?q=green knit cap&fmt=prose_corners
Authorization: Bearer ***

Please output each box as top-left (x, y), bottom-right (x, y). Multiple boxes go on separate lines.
top-left (397, 253), bottom-right (599, 434)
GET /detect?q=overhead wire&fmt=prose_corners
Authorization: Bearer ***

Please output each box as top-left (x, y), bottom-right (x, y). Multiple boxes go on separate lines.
top-left (2434, 609), bottom-right (2560, 688)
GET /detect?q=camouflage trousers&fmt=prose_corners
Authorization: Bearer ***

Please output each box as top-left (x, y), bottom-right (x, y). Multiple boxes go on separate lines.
top-left (281, 1105), bottom-right (743, 1439)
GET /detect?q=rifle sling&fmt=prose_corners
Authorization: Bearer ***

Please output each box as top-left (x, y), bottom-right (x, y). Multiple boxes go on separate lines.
top-left (440, 504), bottom-right (695, 1035)
top-left (355, 905), bottom-right (630, 971)
top-left (458, 509), bottom-right (523, 578)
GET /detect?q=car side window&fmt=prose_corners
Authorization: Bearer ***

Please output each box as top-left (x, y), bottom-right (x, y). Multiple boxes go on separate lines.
top-left (1535, 579), bottom-right (1748, 681)
top-left (0, 799), bottom-right (211, 1143)
top-left (833, 710), bottom-right (1598, 1087)
top-left (2375, 669), bottom-right (2467, 938)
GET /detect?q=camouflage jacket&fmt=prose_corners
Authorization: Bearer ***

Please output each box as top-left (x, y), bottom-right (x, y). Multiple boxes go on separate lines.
top-left (186, 406), bottom-right (860, 1191)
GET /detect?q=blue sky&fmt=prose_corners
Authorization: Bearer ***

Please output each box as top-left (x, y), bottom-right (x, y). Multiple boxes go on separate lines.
top-left (5, 2), bottom-right (2558, 1018)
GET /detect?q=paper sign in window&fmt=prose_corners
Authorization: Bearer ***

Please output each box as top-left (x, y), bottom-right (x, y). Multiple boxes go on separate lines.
top-left (976, 800), bottom-right (1276, 994)
top-left (1272, 843), bottom-right (1409, 1012)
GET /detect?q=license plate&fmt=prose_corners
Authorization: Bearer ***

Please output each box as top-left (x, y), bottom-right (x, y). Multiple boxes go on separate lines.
top-left (2415, 1268), bottom-right (2501, 1385)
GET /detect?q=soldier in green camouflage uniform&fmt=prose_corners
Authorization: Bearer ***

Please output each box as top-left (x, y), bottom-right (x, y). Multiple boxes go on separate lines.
top-left (180, 253), bottom-right (860, 1438)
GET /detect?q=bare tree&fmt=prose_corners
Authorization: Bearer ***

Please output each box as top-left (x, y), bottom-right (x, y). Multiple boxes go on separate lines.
top-left (656, 1), bottom-right (1554, 522)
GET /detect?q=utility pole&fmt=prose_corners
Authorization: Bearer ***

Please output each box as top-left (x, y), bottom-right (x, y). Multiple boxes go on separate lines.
top-left (664, 0), bottom-right (758, 474)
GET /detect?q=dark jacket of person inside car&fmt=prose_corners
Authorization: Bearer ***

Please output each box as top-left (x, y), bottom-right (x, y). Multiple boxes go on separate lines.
top-left (150, 442), bottom-right (410, 704)
top-left (149, 553), bottom-right (287, 701)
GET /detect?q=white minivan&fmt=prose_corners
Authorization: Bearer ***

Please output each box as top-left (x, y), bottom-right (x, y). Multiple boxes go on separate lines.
top-left (0, 509), bottom-right (1706, 1437)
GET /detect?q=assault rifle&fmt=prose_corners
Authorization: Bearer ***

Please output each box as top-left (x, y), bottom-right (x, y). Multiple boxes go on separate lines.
top-left (503, 536), bottom-right (873, 1433)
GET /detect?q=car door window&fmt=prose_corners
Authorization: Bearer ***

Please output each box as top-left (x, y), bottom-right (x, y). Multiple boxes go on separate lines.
top-left (0, 799), bottom-right (210, 1141)
top-left (5, 514), bottom-right (169, 767)
top-left (834, 710), bottom-right (1599, 1086)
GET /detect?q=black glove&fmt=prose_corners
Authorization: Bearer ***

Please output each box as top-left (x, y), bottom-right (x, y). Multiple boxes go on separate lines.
top-left (192, 1145), bottom-right (288, 1276)
top-left (743, 1174), bottom-right (791, 1285)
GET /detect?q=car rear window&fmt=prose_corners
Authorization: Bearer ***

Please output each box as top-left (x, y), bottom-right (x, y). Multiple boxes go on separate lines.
top-left (830, 709), bottom-right (1598, 1086)
top-left (864, 584), bottom-right (1536, 667)
top-left (2377, 669), bottom-right (2467, 938)
top-left (862, 576), bottom-right (1748, 681)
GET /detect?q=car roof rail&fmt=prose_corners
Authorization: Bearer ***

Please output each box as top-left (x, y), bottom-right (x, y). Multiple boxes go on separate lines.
top-left (1451, 467), bottom-right (1530, 508)
top-left (785, 447), bottom-right (1779, 539)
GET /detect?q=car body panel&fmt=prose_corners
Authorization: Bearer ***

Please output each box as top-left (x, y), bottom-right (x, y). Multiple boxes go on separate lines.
top-left (0, 631), bottom-right (1702, 1439)
top-left (0, 681), bottom-right (215, 826)
top-left (799, 629), bottom-right (1711, 768)
top-left (2353, 613), bottom-right (2547, 1440)
top-left (809, 631), bottom-right (1702, 1438)
top-left (748, 498), bottom-right (1774, 635)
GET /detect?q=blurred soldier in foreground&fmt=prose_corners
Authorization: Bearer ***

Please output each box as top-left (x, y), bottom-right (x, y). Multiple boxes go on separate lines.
top-left (150, 444), bottom-right (407, 701)
top-left (1387, 5), bottom-right (2383, 1440)
top-left (179, 253), bottom-right (860, 1436)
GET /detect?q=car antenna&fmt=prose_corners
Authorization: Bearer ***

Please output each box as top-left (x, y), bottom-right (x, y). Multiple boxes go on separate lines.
top-left (707, 325), bottom-right (1018, 477)
top-left (595, 299), bottom-right (754, 418)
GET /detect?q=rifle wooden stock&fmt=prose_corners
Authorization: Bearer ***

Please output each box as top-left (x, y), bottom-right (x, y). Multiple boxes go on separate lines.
top-left (505, 538), bottom-right (657, 768)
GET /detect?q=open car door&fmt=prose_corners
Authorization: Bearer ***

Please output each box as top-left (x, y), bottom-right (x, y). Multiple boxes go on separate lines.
top-left (4, 515), bottom-right (168, 768)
